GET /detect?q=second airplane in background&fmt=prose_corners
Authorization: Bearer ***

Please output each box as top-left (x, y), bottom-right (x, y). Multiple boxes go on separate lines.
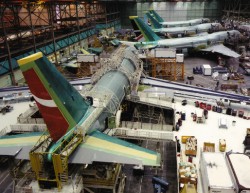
top-left (121, 17), bottom-right (240, 51)
top-left (149, 10), bottom-right (210, 27)
top-left (145, 13), bottom-right (222, 37)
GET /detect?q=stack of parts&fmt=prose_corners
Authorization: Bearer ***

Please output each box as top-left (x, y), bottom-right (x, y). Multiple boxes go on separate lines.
top-left (179, 161), bottom-right (197, 187)
top-left (185, 137), bottom-right (197, 156)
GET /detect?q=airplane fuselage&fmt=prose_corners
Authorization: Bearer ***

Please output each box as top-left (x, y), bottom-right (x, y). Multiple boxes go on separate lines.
top-left (154, 23), bottom-right (222, 35)
top-left (160, 18), bottom-right (210, 27)
top-left (157, 30), bottom-right (240, 48)
top-left (47, 53), bottom-right (138, 161)
top-left (121, 30), bottom-right (240, 49)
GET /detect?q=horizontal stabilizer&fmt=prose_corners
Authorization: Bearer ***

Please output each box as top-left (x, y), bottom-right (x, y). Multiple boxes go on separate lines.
top-left (69, 131), bottom-right (161, 166)
top-left (0, 132), bottom-right (43, 159)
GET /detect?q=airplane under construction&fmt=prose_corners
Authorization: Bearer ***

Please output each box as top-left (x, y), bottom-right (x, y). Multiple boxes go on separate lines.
top-left (0, 46), bottom-right (160, 190)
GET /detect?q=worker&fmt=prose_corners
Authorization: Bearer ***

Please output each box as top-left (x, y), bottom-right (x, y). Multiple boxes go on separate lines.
top-left (176, 123), bottom-right (180, 131)
top-left (175, 136), bottom-right (181, 153)
top-left (216, 81), bottom-right (220, 87)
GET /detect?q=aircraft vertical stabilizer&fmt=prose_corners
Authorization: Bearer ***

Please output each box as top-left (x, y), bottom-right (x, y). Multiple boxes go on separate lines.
top-left (149, 10), bottom-right (164, 23)
top-left (133, 17), bottom-right (161, 42)
top-left (129, 16), bottom-right (142, 38)
top-left (146, 12), bottom-right (162, 29)
top-left (18, 52), bottom-right (90, 141)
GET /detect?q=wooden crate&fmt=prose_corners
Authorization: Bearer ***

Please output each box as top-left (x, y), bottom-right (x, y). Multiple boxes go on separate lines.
top-left (185, 150), bottom-right (197, 156)
top-left (180, 184), bottom-right (197, 193)
top-left (179, 177), bottom-right (197, 188)
top-left (203, 142), bottom-right (215, 152)
top-left (185, 137), bottom-right (197, 156)
top-left (181, 136), bottom-right (194, 144)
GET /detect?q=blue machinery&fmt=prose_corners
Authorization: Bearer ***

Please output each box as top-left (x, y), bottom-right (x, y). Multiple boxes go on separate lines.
top-left (152, 176), bottom-right (169, 193)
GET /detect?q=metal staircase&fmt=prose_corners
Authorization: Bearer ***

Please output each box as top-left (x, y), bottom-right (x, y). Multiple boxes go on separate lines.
top-left (29, 129), bottom-right (83, 190)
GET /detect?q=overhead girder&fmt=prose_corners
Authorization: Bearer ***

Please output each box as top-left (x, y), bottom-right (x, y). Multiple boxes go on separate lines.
top-left (223, 0), bottom-right (250, 20)
top-left (0, 0), bottom-right (120, 83)
top-left (0, 2), bottom-right (19, 84)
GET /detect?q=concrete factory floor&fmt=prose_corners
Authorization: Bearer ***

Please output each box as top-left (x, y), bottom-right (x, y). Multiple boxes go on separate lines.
top-left (1, 94), bottom-right (250, 193)
top-left (122, 96), bottom-right (250, 193)
top-left (184, 53), bottom-right (250, 92)
top-left (123, 140), bottom-right (178, 193)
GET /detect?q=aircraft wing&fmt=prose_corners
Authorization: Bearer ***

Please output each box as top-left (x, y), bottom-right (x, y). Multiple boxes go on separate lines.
top-left (0, 132), bottom-right (43, 159)
top-left (69, 130), bottom-right (161, 166)
top-left (202, 44), bottom-right (240, 58)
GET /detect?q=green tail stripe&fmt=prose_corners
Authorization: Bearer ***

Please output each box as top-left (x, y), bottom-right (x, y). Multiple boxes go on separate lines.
top-left (33, 64), bottom-right (76, 128)
top-left (19, 56), bottom-right (76, 136)
top-left (36, 56), bottom-right (90, 127)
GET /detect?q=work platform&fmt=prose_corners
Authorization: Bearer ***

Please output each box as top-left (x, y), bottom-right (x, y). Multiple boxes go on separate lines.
top-left (150, 57), bottom-right (184, 81)
top-left (111, 127), bottom-right (173, 141)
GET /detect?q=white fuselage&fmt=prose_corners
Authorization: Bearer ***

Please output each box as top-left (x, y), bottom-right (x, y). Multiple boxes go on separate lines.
top-left (160, 18), bottom-right (210, 27)
top-left (156, 30), bottom-right (240, 48)
top-left (154, 23), bottom-right (221, 35)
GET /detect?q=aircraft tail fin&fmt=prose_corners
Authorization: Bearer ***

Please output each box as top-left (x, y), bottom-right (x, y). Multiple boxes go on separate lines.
top-left (129, 16), bottom-right (142, 37)
top-left (18, 52), bottom-right (90, 142)
top-left (145, 12), bottom-right (162, 29)
top-left (133, 17), bottom-right (161, 42)
top-left (149, 10), bottom-right (164, 23)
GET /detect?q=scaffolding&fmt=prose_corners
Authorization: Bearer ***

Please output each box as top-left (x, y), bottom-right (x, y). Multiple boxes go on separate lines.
top-left (223, 0), bottom-right (250, 22)
top-left (76, 62), bottom-right (99, 77)
top-left (0, 1), bottom-right (120, 85)
top-left (82, 163), bottom-right (125, 193)
top-left (150, 57), bottom-right (184, 81)
top-left (29, 129), bottom-right (83, 190)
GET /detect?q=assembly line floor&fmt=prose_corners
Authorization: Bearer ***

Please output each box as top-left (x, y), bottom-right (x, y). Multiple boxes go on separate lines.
top-left (173, 99), bottom-right (249, 193)
top-left (1, 55), bottom-right (250, 193)
top-left (123, 140), bottom-right (178, 193)
top-left (1, 95), bottom-right (250, 193)
top-left (184, 54), bottom-right (250, 91)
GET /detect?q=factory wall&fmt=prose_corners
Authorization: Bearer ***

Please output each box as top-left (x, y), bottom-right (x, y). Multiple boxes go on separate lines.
top-left (119, 2), bottom-right (138, 29)
top-left (120, 0), bottom-right (222, 28)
